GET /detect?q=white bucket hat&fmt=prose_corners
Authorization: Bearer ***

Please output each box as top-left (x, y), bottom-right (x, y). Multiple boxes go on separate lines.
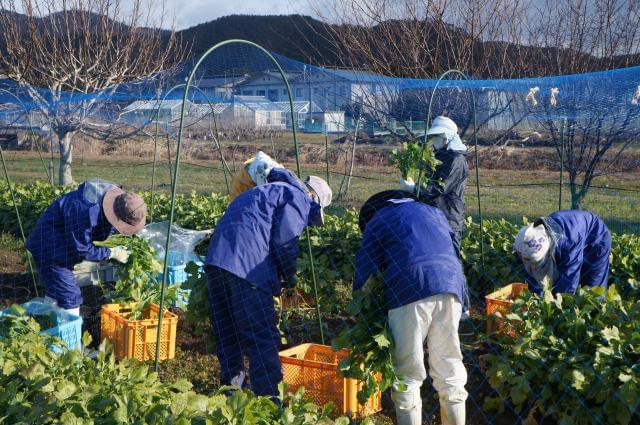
top-left (304, 176), bottom-right (332, 225)
top-left (426, 115), bottom-right (458, 137)
top-left (426, 116), bottom-right (466, 151)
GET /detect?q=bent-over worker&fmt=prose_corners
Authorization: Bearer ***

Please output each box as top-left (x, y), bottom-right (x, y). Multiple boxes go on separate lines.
top-left (514, 210), bottom-right (611, 295)
top-left (25, 180), bottom-right (147, 316)
top-left (204, 168), bottom-right (332, 397)
top-left (355, 190), bottom-right (467, 425)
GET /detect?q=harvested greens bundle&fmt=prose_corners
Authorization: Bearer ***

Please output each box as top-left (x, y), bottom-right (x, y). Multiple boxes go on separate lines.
top-left (96, 235), bottom-right (185, 318)
top-left (331, 276), bottom-right (404, 404)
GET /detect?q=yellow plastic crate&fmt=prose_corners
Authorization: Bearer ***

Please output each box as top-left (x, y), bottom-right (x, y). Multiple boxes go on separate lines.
top-left (100, 303), bottom-right (177, 362)
top-left (279, 343), bottom-right (382, 418)
top-left (485, 283), bottom-right (528, 336)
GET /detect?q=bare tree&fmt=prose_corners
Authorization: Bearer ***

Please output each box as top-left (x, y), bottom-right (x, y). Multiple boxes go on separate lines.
top-left (0, 0), bottom-right (187, 185)
top-left (307, 0), bottom-right (640, 210)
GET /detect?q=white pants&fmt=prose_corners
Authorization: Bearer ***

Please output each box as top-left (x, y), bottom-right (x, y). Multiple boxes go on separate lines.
top-left (388, 293), bottom-right (467, 425)
top-left (43, 296), bottom-right (81, 317)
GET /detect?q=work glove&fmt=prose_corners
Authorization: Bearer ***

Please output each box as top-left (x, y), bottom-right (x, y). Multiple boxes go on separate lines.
top-left (283, 274), bottom-right (298, 289)
top-left (109, 246), bottom-right (130, 264)
top-left (400, 177), bottom-right (415, 192)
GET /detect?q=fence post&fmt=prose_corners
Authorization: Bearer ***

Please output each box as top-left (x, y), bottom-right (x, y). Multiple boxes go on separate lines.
top-left (559, 117), bottom-right (566, 211)
top-left (324, 134), bottom-right (330, 184)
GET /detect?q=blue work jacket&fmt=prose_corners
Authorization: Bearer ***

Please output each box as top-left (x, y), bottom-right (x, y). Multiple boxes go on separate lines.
top-left (354, 199), bottom-right (466, 310)
top-left (26, 181), bottom-right (115, 268)
top-left (205, 168), bottom-right (320, 296)
top-left (526, 210), bottom-right (611, 295)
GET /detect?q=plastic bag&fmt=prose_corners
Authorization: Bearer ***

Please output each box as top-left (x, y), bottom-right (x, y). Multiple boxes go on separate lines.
top-left (23, 298), bottom-right (77, 326)
top-left (139, 221), bottom-right (211, 266)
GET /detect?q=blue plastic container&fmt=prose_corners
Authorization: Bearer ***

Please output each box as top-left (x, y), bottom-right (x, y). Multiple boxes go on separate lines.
top-left (0, 302), bottom-right (83, 352)
top-left (156, 252), bottom-right (205, 307)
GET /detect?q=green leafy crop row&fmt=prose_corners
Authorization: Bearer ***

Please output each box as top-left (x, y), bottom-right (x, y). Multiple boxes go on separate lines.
top-left (0, 307), bottom-right (348, 424)
top-left (484, 285), bottom-right (640, 424)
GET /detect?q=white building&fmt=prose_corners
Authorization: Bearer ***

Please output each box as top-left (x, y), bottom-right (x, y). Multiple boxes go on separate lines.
top-left (121, 99), bottom-right (203, 123)
top-left (215, 96), bottom-right (285, 130)
top-left (231, 68), bottom-right (397, 117)
top-left (195, 75), bottom-right (250, 100)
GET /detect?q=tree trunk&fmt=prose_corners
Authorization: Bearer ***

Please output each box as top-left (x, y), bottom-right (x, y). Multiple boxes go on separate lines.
top-left (569, 182), bottom-right (584, 209)
top-left (57, 131), bottom-right (74, 186)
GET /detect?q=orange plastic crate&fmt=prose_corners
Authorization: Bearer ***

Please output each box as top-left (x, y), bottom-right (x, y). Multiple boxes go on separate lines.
top-left (100, 303), bottom-right (177, 362)
top-left (485, 283), bottom-right (528, 336)
top-left (279, 343), bottom-right (382, 418)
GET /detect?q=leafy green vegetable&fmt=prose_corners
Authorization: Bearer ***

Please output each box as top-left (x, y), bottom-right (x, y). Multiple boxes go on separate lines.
top-left (389, 140), bottom-right (439, 181)
top-left (0, 309), bottom-right (348, 423)
top-left (96, 234), bottom-right (185, 318)
top-left (484, 285), bottom-right (640, 425)
top-left (331, 275), bottom-right (403, 404)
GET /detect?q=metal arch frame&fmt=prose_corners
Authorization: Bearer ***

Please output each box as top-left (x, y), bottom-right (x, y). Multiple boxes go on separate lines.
top-left (415, 69), bottom-right (485, 269)
top-left (149, 83), bottom-right (232, 222)
top-left (153, 39), bottom-right (325, 371)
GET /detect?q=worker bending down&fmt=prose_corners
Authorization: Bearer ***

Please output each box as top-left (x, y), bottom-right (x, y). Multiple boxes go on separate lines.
top-left (514, 210), bottom-right (611, 295)
top-left (204, 167), bottom-right (332, 396)
top-left (354, 190), bottom-right (467, 425)
top-left (26, 179), bottom-right (147, 315)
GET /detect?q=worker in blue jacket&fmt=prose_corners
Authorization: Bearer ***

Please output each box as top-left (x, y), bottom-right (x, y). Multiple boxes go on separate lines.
top-left (25, 180), bottom-right (147, 316)
top-left (354, 190), bottom-right (467, 425)
top-left (513, 210), bottom-right (611, 295)
top-left (204, 168), bottom-right (332, 397)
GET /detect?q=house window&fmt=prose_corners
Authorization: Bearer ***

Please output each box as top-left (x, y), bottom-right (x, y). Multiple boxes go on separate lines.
top-left (242, 90), bottom-right (253, 96)
top-left (268, 89), bottom-right (278, 101)
top-left (340, 85), bottom-right (347, 97)
top-left (257, 90), bottom-right (266, 96)
top-left (295, 88), bottom-right (303, 98)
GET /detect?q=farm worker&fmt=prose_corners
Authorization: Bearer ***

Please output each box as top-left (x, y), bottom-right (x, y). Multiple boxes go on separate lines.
top-left (355, 190), bottom-right (468, 425)
top-left (204, 168), bottom-right (332, 397)
top-left (25, 180), bottom-right (147, 316)
top-left (400, 116), bottom-right (468, 256)
top-left (229, 151), bottom-right (283, 201)
top-left (514, 210), bottom-right (611, 295)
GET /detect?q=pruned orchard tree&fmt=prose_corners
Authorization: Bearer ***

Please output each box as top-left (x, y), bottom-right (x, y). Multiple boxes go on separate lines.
top-left (533, 0), bottom-right (640, 208)
top-left (0, 0), bottom-right (187, 185)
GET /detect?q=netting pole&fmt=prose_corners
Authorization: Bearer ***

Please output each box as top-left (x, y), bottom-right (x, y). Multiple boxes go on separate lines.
top-left (416, 70), bottom-right (484, 269)
top-left (324, 134), bottom-right (330, 183)
top-left (559, 117), bottom-right (566, 211)
top-left (154, 39), bottom-right (325, 371)
top-left (0, 143), bottom-right (38, 297)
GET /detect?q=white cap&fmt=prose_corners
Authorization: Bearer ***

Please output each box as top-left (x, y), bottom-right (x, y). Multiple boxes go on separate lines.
top-left (514, 224), bottom-right (551, 263)
top-left (304, 175), bottom-right (332, 225)
top-left (426, 116), bottom-right (458, 136)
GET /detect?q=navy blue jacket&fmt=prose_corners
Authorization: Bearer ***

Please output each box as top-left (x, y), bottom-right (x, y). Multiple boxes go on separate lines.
top-left (205, 168), bottom-right (320, 296)
top-left (526, 210), bottom-right (611, 295)
top-left (418, 149), bottom-right (468, 235)
top-left (354, 199), bottom-right (465, 310)
top-left (26, 182), bottom-right (115, 268)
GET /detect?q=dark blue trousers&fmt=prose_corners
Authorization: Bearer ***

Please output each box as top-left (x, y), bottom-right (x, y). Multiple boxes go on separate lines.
top-left (205, 265), bottom-right (283, 396)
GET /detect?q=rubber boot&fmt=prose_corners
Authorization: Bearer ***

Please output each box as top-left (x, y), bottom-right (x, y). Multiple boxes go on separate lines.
top-left (391, 389), bottom-right (422, 425)
top-left (440, 401), bottom-right (466, 425)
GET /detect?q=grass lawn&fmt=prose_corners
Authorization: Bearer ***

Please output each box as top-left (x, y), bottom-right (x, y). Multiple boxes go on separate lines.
top-left (3, 150), bottom-right (639, 234)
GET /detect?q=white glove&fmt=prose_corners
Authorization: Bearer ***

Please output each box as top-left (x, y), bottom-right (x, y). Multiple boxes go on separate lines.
top-left (109, 246), bottom-right (130, 263)
top-left (400, 177), bottom-right (415, 192)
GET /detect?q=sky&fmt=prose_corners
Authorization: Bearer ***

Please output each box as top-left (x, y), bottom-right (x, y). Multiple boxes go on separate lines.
top-left (155, 0), bottom-right (314, 30)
